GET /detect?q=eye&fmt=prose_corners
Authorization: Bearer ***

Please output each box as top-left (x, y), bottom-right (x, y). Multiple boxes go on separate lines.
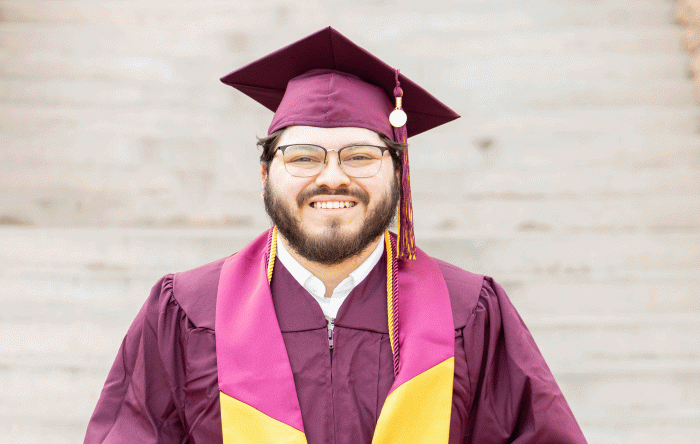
top-left (283, 145), bottom-right (325, 164)
top-left (288, 155), bottom-right (321, 163)
top-left (340, 146), bottom-right (383, 164)
top-left (347, 153), bottom-right (373, 161)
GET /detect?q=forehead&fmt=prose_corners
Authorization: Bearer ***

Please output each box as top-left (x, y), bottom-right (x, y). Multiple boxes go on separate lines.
top-left (276, 126), bottom-right (386, 148)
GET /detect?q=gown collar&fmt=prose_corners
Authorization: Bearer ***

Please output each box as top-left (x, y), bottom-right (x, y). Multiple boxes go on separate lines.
top-left (275, 236), bottom-right (385, 320)
top-left (271, 254), bottom-right (390, 334)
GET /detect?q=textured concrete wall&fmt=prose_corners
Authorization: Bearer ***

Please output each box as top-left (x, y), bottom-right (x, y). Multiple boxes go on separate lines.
top-left (1, 1), bottom-right (699, 443)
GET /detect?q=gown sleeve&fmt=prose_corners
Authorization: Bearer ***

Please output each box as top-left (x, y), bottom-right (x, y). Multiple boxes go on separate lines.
top-left (463, 277), bottom-right (588, 444)
top-left (83, 275), bottom-right (188, 444)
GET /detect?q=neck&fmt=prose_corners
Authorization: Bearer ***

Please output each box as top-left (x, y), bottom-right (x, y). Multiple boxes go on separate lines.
top-left (278, 233), bottom-right (382, 298)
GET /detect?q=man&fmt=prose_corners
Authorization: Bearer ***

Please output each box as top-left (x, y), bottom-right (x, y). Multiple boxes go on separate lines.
top-left (84, 27), bottom-right (588, 444)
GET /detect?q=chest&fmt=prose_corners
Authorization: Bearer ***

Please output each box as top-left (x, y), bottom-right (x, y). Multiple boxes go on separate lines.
top-left (179, 321), bottom-right (471, 444)
top-left (183, 258), bottom-right (476, 444)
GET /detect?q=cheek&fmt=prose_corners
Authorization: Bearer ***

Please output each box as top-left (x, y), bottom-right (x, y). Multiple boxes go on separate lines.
top-left (370, 173), bottom-right (397, 199)
top-left (270, 173), bottom-right (314, 204)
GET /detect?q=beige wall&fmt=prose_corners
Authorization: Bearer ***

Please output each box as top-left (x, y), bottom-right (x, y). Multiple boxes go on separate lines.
top-left (1, 1), bottom-right (699, 443)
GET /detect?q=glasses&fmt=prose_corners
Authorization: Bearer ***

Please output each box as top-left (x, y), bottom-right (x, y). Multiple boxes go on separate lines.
top-left (275, 144), bottom-right (390, 178)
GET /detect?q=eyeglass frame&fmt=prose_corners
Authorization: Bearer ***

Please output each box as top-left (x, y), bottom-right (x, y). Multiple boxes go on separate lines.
top-left (274, 143), bottom-right (396, 178)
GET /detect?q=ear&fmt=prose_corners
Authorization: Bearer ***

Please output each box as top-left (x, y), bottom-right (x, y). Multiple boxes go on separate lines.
top-left (260, 163), bottom-right (268, 200)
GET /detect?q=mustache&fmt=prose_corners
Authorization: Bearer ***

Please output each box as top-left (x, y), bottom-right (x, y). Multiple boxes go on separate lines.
top-left (296, 187), bottom-right (370, 207)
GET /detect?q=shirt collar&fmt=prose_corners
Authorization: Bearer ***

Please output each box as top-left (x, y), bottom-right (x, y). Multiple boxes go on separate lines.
top-left (276, 237), bottom-right (313, 291)
top-left (347, 237), bottom-right (385, 289)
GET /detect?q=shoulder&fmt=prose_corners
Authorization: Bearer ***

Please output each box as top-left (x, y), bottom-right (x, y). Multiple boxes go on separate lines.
top-left (163, 256), bottom-right (228, 330)
top-left (431, 257), bottom-right (520, 333)
top-left (432, 258), bottom-right (487, 329)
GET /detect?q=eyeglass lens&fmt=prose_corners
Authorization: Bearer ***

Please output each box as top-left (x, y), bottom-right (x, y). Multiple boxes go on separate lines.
top-left (281, 145), bottom-right (384, 178)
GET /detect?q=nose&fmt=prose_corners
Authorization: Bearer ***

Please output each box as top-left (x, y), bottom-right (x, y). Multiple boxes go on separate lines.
top-left (314, 151), bottom-right (351, 189)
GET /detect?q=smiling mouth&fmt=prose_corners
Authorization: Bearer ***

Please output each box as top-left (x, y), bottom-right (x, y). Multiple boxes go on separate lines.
top-left (311, 201), bottom-right (357, 209)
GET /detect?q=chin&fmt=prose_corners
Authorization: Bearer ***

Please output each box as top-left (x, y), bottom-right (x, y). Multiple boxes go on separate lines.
top-left (307, 222), bottom-right (361, 242)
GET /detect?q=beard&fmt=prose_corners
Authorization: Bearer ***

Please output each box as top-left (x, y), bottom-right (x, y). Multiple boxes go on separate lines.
top-left (263, 175), bottom-right (400, 265)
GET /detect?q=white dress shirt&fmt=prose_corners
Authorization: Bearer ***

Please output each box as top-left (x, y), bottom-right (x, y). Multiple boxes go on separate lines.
top-left (276, 237), bottom-right (385, 320)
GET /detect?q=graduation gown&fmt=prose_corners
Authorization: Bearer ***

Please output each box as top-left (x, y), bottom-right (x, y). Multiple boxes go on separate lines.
top-left (84, 249), bottom-right (587, 444)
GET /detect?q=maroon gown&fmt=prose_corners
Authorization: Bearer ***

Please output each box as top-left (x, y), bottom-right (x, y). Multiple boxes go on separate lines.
top-left (84, 250), bottom-right (587, 444)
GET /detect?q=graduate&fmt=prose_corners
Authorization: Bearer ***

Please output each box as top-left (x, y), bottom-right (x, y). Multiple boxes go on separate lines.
top-left (84, 27), bottom-right (588, 444)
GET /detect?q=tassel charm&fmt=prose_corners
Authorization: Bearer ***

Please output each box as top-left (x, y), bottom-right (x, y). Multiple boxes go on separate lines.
top-left (390, 71), bottom-right (408, 128)
top-left (390, 95), bottom-right (407, 128)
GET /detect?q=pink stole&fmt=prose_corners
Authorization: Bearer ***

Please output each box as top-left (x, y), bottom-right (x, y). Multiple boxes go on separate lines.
top-left (216, 229), bottom-right (454, 444)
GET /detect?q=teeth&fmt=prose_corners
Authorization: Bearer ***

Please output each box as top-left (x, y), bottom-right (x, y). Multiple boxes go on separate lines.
top-left (313, 201), bottom-right (355, 209)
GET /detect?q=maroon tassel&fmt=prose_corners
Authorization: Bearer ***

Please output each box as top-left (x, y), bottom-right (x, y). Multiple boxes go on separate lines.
top-left (392, 70), bottom-right (416, 260)
top-left (398, 141), bottom-right (415, 259)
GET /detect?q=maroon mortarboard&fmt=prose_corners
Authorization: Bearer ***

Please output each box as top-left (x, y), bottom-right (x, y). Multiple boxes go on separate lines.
top-left (221, 26), bottom-right (458, 140)
top-left (220, 26), bottom-right (460, 259)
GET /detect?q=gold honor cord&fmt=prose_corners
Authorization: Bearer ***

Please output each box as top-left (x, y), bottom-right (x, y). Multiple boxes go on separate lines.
top-left (385, 230), bottom-right (397, 356)
top-left (267, 227), bottom-right (398, 368)
top-left (267, 226), bottom-right (278, 284)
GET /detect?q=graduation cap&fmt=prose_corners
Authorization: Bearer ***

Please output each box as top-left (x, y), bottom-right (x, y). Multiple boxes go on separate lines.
top-left (220, 26), bottom-right (459, 259)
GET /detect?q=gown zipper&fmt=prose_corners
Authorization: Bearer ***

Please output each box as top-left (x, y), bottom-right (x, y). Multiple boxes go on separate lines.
top-left (328, 317), bottom-right (335, 364)
top-left (327, 317), bottom-right (336, 442)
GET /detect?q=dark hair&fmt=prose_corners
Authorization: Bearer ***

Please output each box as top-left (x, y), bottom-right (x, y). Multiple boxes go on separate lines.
top-left (257, 129), bottom-right (406, 172)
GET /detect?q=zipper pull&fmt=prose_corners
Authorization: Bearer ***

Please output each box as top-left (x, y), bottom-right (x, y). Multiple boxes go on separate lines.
top-left (328, 318), bottom-right (335, 350)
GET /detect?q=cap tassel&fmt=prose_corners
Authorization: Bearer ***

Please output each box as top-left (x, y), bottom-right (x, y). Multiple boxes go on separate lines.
top-left (391, 70), bottom-right (416, 260)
